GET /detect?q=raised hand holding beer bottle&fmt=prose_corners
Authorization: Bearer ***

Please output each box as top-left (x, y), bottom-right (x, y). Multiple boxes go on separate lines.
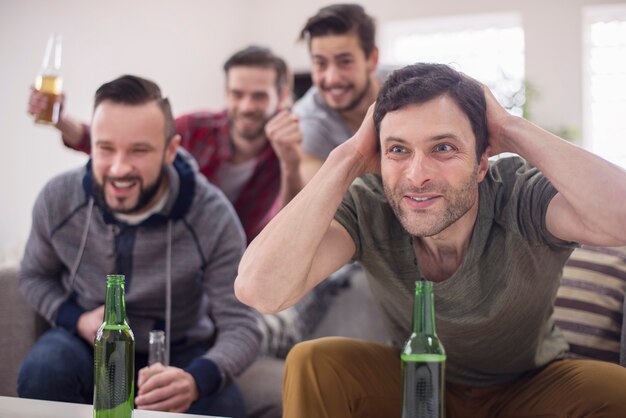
top-left (32, 34), bottom-right (63, 125)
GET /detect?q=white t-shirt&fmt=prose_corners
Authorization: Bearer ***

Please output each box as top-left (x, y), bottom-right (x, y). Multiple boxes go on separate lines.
top-left (216, 158), bottom-right (257, 203)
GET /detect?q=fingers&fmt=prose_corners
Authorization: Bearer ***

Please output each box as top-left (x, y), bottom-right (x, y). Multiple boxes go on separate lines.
top-left (354, 104), bottom-right (377, 140)
top-left (135, 368), bottom-right (195, 413)
top-left (78, 304), bottom-right (106, 345)
top-left (265, 110), bottom-right (301, 143)
top-left (136, 392), bottom-right (191, 413)
top-left (138, 363), bottom-right (166, 388)
top-left (137, 363), bottom-right (169, 394)
top-left (28, 87), bottom-right (49, 116)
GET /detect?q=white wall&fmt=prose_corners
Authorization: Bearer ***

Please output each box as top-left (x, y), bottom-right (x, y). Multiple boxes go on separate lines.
top-left (1, 0), bottom-right (623, 264)
top-left (0, 0), bottom-right (249, 264)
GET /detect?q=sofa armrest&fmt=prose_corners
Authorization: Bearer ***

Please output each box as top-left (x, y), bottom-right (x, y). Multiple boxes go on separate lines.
top-left (0, 264), bottom-right (49, 396)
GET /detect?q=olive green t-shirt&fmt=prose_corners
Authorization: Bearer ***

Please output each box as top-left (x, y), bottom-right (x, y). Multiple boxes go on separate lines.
top-left (334, 156), bottom-right (576, 386)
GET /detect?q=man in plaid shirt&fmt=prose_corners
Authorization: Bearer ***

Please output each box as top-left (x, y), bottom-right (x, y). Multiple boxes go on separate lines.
top-left (29, 46), bottom-right (303, 243)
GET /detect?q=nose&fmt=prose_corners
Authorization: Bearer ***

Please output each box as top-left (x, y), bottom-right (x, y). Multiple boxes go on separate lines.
top-left (238, 95), bottom-right (256, 114)
top-left (323, 64), bottom-right (342, 86)
top-left (406, 154), bottom-right (434, 189)
top-left (108, 153), bottom-right (132, 178)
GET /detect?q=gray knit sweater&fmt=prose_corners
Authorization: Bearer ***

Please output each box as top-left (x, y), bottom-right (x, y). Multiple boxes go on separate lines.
top-left (19, 149), bottom-right (261, 391)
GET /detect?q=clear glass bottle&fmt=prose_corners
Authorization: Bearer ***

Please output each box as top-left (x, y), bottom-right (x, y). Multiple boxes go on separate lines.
top-left (93, 275), bottom-right (135, 418)
top-left (401, 279), bottom-right (446, 418)
top-left (34, 34), bottom-right (63, 125)
top-left (148, 330), bottom-right (167, 366)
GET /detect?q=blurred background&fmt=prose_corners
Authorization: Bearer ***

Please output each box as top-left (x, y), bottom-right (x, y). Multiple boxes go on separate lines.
top-left (1, 0), bottom-right (625, 264)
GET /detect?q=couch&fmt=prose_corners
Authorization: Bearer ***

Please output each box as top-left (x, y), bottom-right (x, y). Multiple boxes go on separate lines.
top-left (1, 245), bottom-right (625, 417)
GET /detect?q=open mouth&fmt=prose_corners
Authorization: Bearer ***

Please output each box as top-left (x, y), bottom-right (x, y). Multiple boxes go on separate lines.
top-left (105, 177), bottom-right (140, 196)
top-left (409, 196), bottom-right (433, 202)
top-left (404, 194), bottom-right (441, 208)
top-left (322, 85), bottom-right (352, 101)
top-left (111, 179), bottom-right (136, 189)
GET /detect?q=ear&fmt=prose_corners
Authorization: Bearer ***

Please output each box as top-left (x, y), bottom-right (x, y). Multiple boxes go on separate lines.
top-left (164, 134), bottom-right (181, 165)
top-left (476, 146), bottom-right (491, 183)
top-left (367, 47), bottom-right (379, 73)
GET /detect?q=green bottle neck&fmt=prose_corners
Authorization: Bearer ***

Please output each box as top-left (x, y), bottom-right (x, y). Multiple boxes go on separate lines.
top-left (412, 280), bottom-right (436, 336)
top-left (104, 275), bottom-right (127, 325)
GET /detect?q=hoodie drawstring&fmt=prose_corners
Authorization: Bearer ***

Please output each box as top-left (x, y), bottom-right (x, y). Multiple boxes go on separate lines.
top-left (68, 198), bottom-right (94, 291)
top-left (165, 220), bottom-right (172, 365)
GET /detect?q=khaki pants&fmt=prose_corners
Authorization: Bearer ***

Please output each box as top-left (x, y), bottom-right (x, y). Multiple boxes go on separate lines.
top-left (283, 337), bottom-right (626, 418)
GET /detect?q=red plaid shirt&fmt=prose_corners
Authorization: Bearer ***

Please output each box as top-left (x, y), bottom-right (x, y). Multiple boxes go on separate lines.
top-left (69, 110), bottom-right (280, 243)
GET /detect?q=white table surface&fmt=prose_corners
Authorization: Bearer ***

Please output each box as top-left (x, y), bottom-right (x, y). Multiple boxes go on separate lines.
top-left (0, 396), bottom-right (226, 418)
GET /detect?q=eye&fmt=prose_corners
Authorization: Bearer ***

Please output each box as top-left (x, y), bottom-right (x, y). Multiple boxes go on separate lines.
top-left (433, 143), bottom-right (455, 153)
top-left (313, 59), bottom-right (327, 70)
top-left (389, 145), bottom-right (408, 154)
top-left (337, 58), bottom-right (353, 68)
top-left (97, 145), bottom-right (113, 153)
top-left (252, 92), bottom-right (268, 101)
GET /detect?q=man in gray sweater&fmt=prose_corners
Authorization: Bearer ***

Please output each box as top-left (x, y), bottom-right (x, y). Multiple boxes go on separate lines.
top-left (18, 75), bottom-right (260, 418)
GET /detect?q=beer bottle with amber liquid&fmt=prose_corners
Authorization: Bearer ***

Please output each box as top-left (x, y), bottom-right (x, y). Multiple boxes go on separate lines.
top-left (34, 34), bottom-right (63, 125)
top-left (93, 275), bottom-right (135, 418)
top-left (401, 279), bottom-right (446, 418)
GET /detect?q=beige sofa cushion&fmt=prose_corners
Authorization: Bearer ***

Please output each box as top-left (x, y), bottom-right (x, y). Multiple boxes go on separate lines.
top-left (0, 264), bottom-right (49, 396)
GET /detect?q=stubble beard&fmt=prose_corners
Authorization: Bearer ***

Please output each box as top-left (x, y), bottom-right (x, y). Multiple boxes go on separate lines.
top-left (231, 112), bottom-right (271, 142)
top-left (324, 73), bottom-right (372, 114)
top-left (383, 167), bottom-right (479, 238)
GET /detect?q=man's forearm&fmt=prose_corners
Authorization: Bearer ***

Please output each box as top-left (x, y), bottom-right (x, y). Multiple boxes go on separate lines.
top-left (501, 116), bottom-right (626, 243)
top-left (278, 160), bottom-right (305, 208)
top-left (56, 115), bottom-right (88, 149)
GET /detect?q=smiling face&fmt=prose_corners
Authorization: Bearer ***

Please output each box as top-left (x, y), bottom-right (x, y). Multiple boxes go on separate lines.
top-left (226, 66), bottom-right (281, 141)
top-left (380, 95), bottom-right (489, 238)
top-left (310, 33), bottom-right (377, 113)
top-left (91, 100), bottom-right (178, 215)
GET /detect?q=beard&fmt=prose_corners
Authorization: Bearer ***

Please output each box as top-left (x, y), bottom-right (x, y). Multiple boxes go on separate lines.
top-left (321, 73), bottom-right (371, 113)
top-left (230, 111), bottom-right (272, 141)
top-left (93, 166), bottom-right (166, 215)
top-left (383, 167), bottom-right (479, 238)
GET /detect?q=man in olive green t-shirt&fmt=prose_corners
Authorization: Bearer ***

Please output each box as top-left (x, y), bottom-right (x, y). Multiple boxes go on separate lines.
top-left (236, 63), bottom-right (626, 417)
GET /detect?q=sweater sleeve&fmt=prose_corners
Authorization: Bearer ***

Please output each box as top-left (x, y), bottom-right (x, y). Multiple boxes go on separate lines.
top-left (18, 183), bottom-right (82, 328)
top-left (198, 199), bottom-right (262, 384)
top-left (62, 122), bottom-right (91, 154)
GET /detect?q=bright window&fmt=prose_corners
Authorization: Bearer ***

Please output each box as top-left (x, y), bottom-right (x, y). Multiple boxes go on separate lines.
top-left (380, 13), bottom-right (525, 116)
top-left (583, 5), bottom-right (626, 168)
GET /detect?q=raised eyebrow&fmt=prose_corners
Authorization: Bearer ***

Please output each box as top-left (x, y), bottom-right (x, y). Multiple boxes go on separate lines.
top-left (382, 136), bottom-right (410, 146)
top-left (430, 133), bottom-right (462, 142)
top-left (94, 139), bottom-right (155, 149)
top-left (132, 142), bottom-right (156, 149)
top-left (94, 139), bottom-right (113, 147)
top-left (334, 52), bottom-right (355, 60)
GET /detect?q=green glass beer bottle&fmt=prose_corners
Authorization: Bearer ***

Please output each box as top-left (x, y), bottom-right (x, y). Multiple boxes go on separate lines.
top-left (401, 279), bottom-right (446, 418)
top-left (93, 275), bottom-right (135, 418)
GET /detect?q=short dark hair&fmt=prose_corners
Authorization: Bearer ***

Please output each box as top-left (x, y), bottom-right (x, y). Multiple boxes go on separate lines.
top-left (94, 75), bottom-right (175, 143)
top-left (299, 3), bottom-right (376, 58)
top-left (223, 45), bottom-right (290, 95)
top-left (374, 63), bottom-right (489, 161)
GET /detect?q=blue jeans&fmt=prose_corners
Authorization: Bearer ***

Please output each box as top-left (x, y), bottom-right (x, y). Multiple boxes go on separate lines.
top-left (17, 328), bottom-right (246, 418)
